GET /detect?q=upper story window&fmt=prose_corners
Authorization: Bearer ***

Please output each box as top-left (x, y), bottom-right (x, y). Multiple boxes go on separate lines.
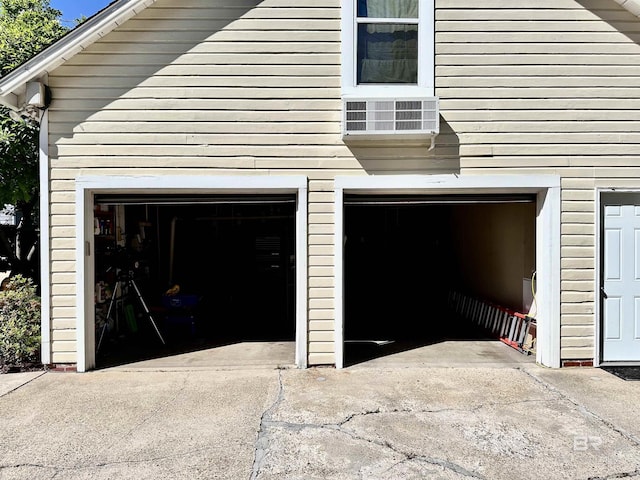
top-left (342, 0), bottom-right (434, 97)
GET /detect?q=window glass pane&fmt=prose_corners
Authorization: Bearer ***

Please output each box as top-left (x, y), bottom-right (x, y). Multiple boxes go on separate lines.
top-left (357, 23), bottom-right (418, 84)
top-left (357, 0), bottom-right (419, 18)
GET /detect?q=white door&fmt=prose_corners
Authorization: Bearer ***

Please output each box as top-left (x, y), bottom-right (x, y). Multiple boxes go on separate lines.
top-left (602, 193), bottom-right (640, 362)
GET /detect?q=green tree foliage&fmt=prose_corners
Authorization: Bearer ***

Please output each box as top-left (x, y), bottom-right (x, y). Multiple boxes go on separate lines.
top-left (0, 115), bottom-right (38, 206)
top-left (0, 0), bottom-right (67, 75)
top-left (0, 274), bottom-right (41, 371)
top-left (0, 0), bottom-right (68, 282)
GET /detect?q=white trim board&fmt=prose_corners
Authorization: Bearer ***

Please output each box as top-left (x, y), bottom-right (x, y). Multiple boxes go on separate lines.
top-left (75, 175), bottom-right (308, 372)
top-left (594, 188), bottom-right (605, 368)
top-left (334, 174), bottom-right (561, 369)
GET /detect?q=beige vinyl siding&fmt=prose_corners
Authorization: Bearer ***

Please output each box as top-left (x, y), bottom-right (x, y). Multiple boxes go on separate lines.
top-left (46, 0), bottom-right (640, 364)
top-left (437, 0), bottom-right (640, 361)
top-left (46, 0), bottom-right (455, 365)
top-left (48, 0), bottom-right (352, 365)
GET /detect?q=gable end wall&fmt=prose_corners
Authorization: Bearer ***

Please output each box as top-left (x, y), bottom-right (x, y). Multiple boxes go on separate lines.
top-left (45, 0), bottom-right (640, 365)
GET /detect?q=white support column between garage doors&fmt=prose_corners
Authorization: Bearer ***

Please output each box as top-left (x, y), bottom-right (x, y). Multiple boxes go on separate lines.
top-left (334, 174), bottom-right (561, 369)
top-left (75, 175), bottom-right (308, 372)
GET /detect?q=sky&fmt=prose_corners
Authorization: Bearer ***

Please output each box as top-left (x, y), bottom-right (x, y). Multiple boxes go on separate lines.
top-left (50, 0), bottom-right (115, 27)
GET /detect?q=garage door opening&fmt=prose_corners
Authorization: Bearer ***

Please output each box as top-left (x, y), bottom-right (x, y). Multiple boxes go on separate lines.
top-left (92, 194), bottom-right (297, 368)
top-left (343, 194), bottom-right (537, 366)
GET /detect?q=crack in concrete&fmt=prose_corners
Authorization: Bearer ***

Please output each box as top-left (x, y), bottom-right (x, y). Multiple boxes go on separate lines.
top-left (249, 368), bottom-right (285, 480)
top-left (252, 399), bottom-right (488, 479)
top-left (2, 446), bottom-right (215, 480)
top-left (413, 455), bottom-right (488, 479)
top-left (259, 404), bottom-right (487, 433)
top-left (588, 468), bottom-right (640, 479)
top-left (381, 457), bottom-right (415, 476)
top-left (246, 384), bottom-right (560, 480)
top-left (382, 456), bottom-right (474, 478)
top-left (0, 371), bottom-right (46, 398)
top-left (1, 463), bottom-right (60, 480)
top-left (334, 423), bottom-right (487, 479)
top-left (247, 373), bottom-right (560, 480)
top-left (79, 373), bottom-right (193, 472)
top-left (5, 375), bottom-right (200, 480)
top-left (338, 407), bottom-right (382, 426)
top-left (120, 375), bottom-right (190, 439)
top-left (518, 367), bottom-right (640, 448)
top-left (0, 463), bottom-right (55, 471)
top-left (336, 397), bottom-right (554, 427)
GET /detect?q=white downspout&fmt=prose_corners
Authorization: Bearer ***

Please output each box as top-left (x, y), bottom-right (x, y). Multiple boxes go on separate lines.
top-left (39, 108), bottom-right (51, 366)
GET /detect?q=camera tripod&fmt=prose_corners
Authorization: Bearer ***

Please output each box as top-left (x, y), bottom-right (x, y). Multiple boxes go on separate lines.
top-left (97, 273), bottom-right (166, 353)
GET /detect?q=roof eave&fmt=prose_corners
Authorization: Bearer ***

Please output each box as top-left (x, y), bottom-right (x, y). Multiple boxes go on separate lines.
top-left (614, 0), bottom-right (640, 16)
top-left (0, 0), bottom-right (156, 109)
top-left (0, 92), bottom-right (19, 110)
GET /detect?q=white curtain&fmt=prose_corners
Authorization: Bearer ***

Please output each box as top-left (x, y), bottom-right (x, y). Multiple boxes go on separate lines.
top-left (358, 24), bottom-right (418, 83)
top-left (362, 0), bottom-right (418, 18)
top-left (360, 59), bottom-right (417, 83)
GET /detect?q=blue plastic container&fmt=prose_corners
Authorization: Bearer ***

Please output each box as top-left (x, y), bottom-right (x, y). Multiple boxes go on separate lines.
top-left (162, 294), bottom-right (199, 309)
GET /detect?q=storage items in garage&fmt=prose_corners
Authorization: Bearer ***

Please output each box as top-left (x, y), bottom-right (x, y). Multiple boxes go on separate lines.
top-left (448, 290), bottom-right (537, 355)
top-left (161, 291), bottom-right (200, 338)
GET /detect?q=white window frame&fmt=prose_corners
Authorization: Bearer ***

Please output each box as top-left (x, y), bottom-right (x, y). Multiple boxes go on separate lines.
top-left (341, 0), bottom-right (435, 98)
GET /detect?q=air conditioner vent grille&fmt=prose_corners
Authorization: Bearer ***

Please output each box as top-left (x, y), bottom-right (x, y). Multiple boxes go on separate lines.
top-left (343, 97), bottom-right (439, 138)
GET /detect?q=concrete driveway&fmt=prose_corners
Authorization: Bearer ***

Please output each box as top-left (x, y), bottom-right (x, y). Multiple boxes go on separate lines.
top-left (1, 362), bottom-right (640, 479)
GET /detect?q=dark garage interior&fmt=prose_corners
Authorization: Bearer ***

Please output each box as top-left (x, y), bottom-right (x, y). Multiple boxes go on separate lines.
top-left (93, 194), bottom-right (296, 368)
top-left (343, 194), bottom-right (537, 365)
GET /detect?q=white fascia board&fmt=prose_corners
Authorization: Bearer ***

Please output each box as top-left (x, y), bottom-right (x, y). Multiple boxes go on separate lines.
top-left (615, 0), bottom-right (640, 16)
top-left (0, 0), bottom-right (156, 99)
top-left (0, 92), bottom-right (20, 110)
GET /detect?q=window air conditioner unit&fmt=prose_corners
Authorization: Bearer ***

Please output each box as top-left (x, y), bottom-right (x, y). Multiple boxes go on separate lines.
top-left (343, 97), bottom-right (439, 147)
